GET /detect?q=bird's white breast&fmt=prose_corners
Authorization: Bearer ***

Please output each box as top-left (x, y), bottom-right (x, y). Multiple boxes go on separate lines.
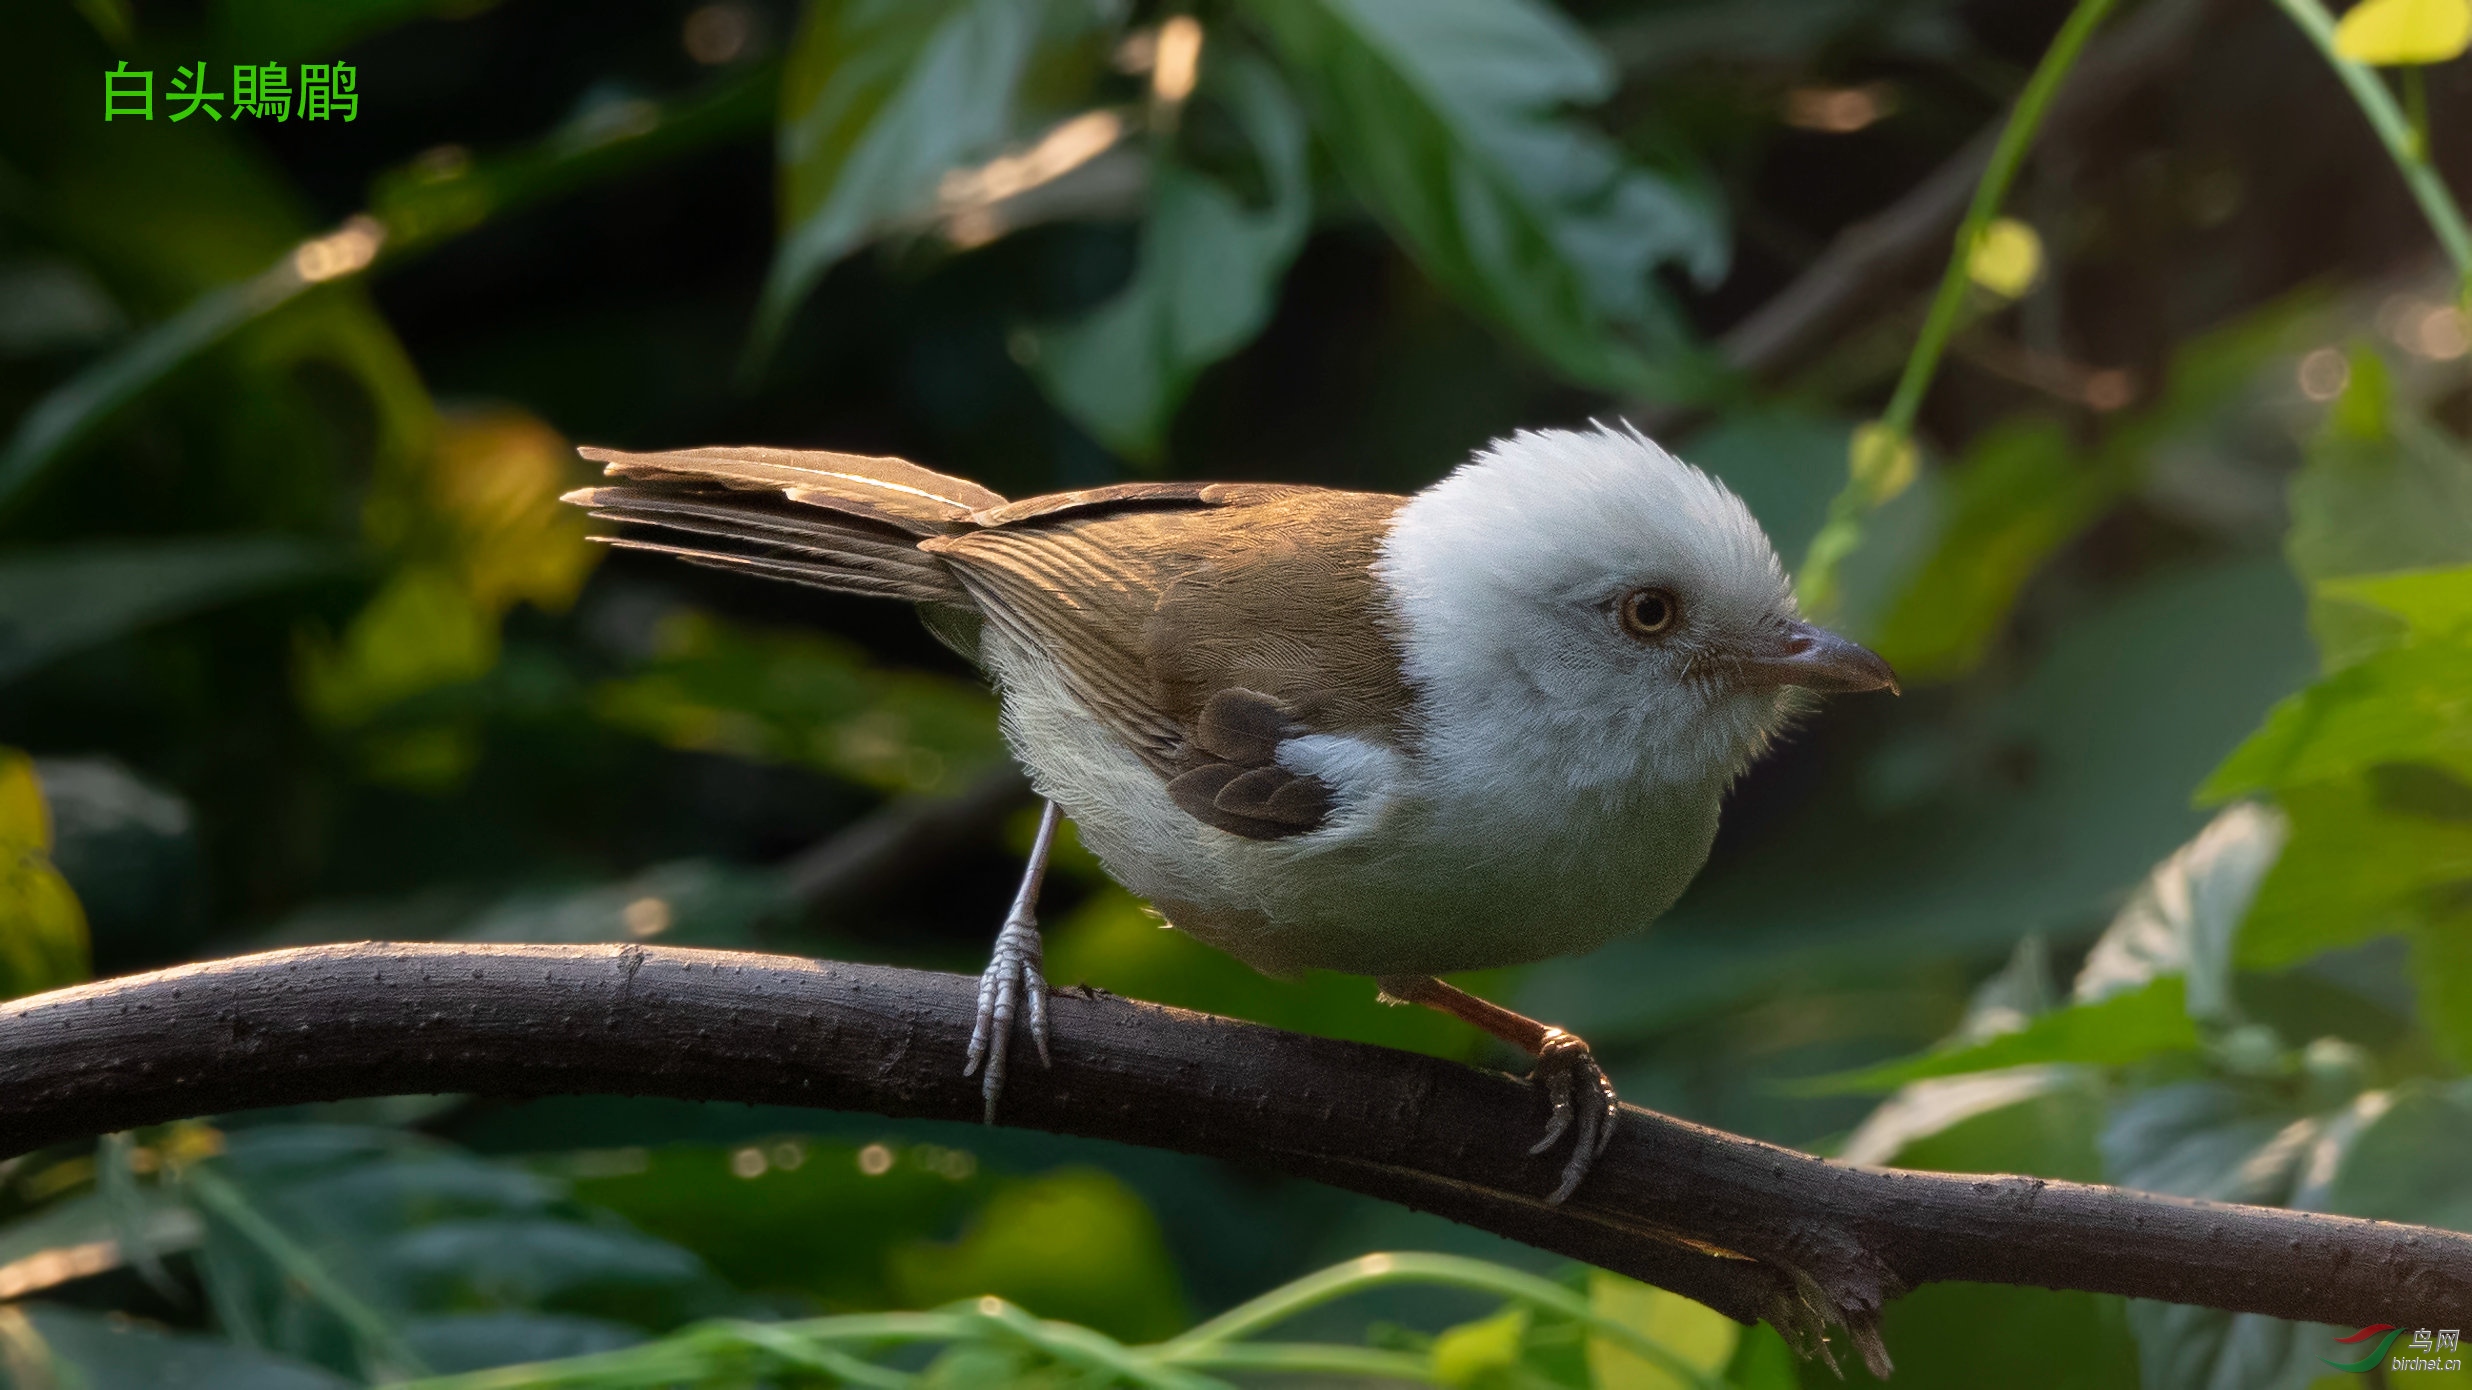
top-left (981, 625), bottom-right (1723, 979)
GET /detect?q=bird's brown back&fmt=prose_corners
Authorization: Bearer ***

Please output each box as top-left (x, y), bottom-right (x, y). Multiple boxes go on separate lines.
top-left (925, 488), bottom-right (1416, 776)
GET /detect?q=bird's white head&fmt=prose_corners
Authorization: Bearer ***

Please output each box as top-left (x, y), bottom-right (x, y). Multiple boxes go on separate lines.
top-left (1375, 423), bottom-right (1896, 805)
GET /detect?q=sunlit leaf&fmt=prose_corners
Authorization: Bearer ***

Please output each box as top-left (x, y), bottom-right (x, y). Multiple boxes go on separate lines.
top-left (297, 566), bottom-right (498, 729)
top-left (2074, 803), bottom-right (2287, 1021)
top-left (2332, 0), bottom-right (2472, 65)
top-left (756, 0), bottom-right (1054, 351)
top-left (888, 1167), bottom-right (1188, 1343)
top-left (1797, 979), bottom-right (2199, 1094)
top-left (1584, 1272), bottom-right (1735, 1390)
top-left (0, 751), bottom-right (90, 1000)
top-left (1250, 0), bottom-right (1725, 397)
top-left (2202, 637), bottom-right (2472, 796)
top-left (1430, 1305), bottom-right (1529, 1388)
top-left (1028, 49), bottom-right (1310, 460)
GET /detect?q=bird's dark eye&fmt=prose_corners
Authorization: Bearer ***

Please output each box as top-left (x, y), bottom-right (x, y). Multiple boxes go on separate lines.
top-left (1619, 587), bottom-right (1681, 639)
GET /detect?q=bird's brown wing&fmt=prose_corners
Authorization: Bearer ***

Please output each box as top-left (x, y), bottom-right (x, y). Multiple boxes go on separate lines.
top-left (923, 488), bottom-right (1414, 840)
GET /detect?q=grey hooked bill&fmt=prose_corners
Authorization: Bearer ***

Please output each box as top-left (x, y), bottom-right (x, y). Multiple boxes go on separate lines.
top-left (1739, 620), bottom-right (1902, 694)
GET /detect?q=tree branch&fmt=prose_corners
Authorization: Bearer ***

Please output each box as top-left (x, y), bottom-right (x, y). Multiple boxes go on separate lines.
top-left (5, 943), bottom-right (2466, 1377)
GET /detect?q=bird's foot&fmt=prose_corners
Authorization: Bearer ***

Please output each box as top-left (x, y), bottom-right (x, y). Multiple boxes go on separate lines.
top-left (963, 909), bottom-right (1049, 1123)
top-left (1527, 1028), bottom-right (1619, 1204)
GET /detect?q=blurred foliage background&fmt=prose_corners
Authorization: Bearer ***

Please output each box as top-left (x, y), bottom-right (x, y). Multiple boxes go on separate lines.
top-left (0, 0), bottom-right (2469, 1385)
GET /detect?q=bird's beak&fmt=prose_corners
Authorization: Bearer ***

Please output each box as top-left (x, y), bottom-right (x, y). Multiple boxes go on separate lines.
top-left (1731, 620), bottom-right (1901, 694)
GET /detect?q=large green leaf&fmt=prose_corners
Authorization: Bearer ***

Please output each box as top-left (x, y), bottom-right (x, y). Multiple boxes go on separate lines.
top-left (1797, 979), bottom-right (2199, 1095)
top-left (2285, 350), bottom-right (2472, 670)
top-left (1028, 50), bottom-right (1310, 460)
top-left (1248, 0), bottom-right (1724, 396)
top-left (2100, 1079), bottom-right (2422, 1390)
top-left (756, 0), bottom-right (1054, 350)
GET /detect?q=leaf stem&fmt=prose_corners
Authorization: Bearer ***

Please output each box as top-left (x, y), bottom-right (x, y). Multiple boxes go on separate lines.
top-left (1796, 0), bottom-right (2123, 615)
top-left (2262, 0), bottom-right (2472, 296)
top-left (1878, 0), bottom-right (2125, 439)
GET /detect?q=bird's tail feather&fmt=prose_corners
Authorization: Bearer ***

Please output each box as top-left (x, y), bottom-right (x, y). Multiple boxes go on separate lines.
top-left (566, 444), bottom-right (998, 608)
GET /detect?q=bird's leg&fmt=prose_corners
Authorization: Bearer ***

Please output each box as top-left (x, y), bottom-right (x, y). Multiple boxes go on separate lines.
top-left (1375, 975), bottom-right (1620, 1204)
top-left (964, 800), bottom-right (1061, 1123)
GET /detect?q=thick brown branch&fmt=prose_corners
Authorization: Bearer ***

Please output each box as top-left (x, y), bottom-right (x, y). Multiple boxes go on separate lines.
top-left (4, 943), bottom-right (2466, 1372)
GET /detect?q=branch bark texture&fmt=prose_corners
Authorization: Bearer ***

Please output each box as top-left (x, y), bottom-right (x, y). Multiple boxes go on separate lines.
top-left (3, 943), bottom-right (2466, 1371)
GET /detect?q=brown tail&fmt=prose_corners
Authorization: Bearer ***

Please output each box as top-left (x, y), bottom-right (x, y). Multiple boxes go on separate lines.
top-left (563, 444), bottom-right (1008, 608)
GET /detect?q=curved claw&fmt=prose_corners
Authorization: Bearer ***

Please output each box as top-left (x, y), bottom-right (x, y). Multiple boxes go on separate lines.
top-left (964, 912), bottom-right (1049, 1123)
top-left (1527, 1029), bottom-right (1621, 1205)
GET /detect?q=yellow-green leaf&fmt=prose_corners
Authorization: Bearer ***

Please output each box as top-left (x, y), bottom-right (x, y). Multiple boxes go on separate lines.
top-left (0, 751), bottom-right (52, 855)
top-left (1432, 1306), bottom-right (1529, 1389)
top-left (1587, 1272), bottom-right (1737, 1389)
top-left (0, 751), bottom-right (89, 999)
top-left (2334, 0), bottom-right (2472, 65)
top-left (1848, 422), bottom-right (1918, 506)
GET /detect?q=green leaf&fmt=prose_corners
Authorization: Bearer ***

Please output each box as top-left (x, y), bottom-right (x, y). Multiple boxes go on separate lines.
top-left (1044, 886), bottom-right (1496, 1059)
top-left (1028, 50), bottom-right (1309, 460)
top-left (1796, 979), bottom-right (2199, 1094)
top-left (15, 1304), bottom-right (354, 1390)
top-left (1249, 0), bottom-right (1724, 396)
top-left (1869, 419), bottom-right (2127, 683)
top-left (2202, 637), bottom-right (2472, 797)
top-left (756, 0), bottom-right (1053, 351)
top-left (0, 751), bottom-right (90, 1000)
top-left (2321, 561), bottom-right (2472, 636)
top-left (0, 537), bottom-right (327, 686)
top-left (2073, 804), bottom-right (2287, 1022)
top-left (2237, 775), bottom-right (2472, 968)
top-left (1431, 1305), bottom-right (1529, 1388)
top-left (2286, 350), bottom-right (2472, 669)
top-left (590, 608), bottom-right (1005, 797)
top-left (2408, 900), bottom-right (2472, 1068)
top-left (568, 1138), bottom-right (994, 1308)
top-left (2102, 1082), bottom-right (2406, 1390)
top-left (887, 1167), bottom-right (1189, 1343)
top-left (2324, 1076), bottom-right (2472, 1232)
top-left (1822, 1283), bottom-right (2140, 1390)
top-left (1585, 1273), bottom-right (1735, 1390)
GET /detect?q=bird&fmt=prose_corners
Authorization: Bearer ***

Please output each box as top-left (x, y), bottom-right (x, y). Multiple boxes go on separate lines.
top-left (563, 422), bottom-right (1897, 1202)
